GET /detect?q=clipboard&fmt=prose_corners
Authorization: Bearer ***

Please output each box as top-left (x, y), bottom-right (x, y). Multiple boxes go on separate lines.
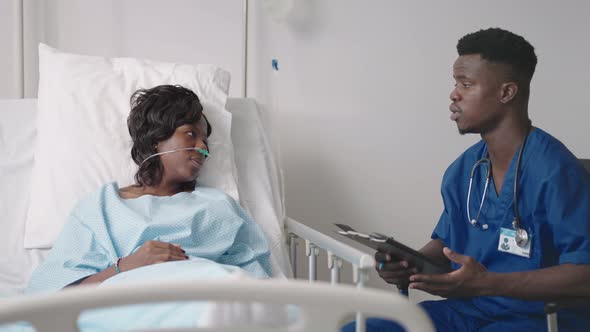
top-left (334, 223), bottom-right (451, 274)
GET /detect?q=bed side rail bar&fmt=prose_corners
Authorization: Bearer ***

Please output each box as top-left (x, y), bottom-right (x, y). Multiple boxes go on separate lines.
top-left (285, 217), bottom-right (376, 332)
top-left (285, 217), bottom-right (375, 271)
top-left (0, 279), bottom-right (433, 332)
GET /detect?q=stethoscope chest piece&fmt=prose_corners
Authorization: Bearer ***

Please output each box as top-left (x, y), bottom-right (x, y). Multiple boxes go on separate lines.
top-left (513, 220), bottom-right (529, 247)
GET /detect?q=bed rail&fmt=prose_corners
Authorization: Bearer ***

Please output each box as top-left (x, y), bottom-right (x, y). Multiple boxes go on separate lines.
top-left (0, 279), bottom-right (433, 332)
top-left (285, 217), bottom-right (377, 332)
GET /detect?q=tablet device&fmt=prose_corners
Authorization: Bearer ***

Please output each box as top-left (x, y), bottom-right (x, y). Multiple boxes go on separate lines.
top-left (335, 223), bottom-right (451, 274)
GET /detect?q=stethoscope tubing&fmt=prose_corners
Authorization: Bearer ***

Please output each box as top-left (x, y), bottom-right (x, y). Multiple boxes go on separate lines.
top-left (466, 129), bottom-right (531, 247)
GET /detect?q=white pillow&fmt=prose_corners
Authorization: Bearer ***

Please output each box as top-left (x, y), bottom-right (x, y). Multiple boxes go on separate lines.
top-left (24, 43), bottom-right (239, 249)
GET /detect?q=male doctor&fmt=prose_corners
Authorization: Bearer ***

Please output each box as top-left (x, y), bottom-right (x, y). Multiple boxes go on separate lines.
top-left (345, 28), bottom-right (590, 332)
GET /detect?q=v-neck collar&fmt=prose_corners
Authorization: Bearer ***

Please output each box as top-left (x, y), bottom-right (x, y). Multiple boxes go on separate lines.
top-left (489, 152), bottom-right (519, 202)
top-left (481, 128), bottom-right (536, 208)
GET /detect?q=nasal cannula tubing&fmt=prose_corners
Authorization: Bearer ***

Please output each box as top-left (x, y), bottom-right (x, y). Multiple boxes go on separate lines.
top-left (140, 147), bottom-right (209, 166)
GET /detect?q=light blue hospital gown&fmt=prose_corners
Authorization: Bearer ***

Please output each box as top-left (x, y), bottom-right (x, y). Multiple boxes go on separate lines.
top-left (17, 183), bottom-right (272, 331)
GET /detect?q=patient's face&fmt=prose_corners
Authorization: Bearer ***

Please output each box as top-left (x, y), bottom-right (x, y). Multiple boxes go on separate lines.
top-left (156, 117), bottom-right (209, 183)
top-left (449, 54), bottom-right (507, 135)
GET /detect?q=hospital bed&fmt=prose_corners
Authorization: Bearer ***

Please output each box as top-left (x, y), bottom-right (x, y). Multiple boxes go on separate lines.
top-left (0, 96), bottom-right (434, 331)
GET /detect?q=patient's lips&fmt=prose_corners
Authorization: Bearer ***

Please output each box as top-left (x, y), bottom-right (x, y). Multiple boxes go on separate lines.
top-left (189, 156), bottom-right (203, 169)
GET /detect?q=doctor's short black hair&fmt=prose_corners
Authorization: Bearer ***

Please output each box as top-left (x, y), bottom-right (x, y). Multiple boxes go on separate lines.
top-left (457, 28), bottom-right (537, 92)
top-left (127, 84), bottom-right (212, 187)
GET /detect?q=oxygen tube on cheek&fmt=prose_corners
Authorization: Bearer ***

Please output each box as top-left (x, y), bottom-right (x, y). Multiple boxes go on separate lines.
top-left (140, 147), bottom-right (209, 166)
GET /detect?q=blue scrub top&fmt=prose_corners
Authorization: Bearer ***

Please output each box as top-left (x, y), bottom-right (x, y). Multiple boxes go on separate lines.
top-left (432, 127), bottom-right (590, 321)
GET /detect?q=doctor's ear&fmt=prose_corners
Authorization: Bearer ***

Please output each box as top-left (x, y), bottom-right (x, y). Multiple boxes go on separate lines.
top-left (499, 82), bottom-right (519, 104)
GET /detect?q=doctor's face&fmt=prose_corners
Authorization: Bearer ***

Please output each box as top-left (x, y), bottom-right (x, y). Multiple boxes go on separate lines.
top-left (449, 54), bottom-right (505, 135)
top-left (156, 116), bottom-right (209, 183)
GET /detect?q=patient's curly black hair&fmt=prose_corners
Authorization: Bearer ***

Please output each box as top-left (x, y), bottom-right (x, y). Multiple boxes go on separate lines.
top-left (127, 84), bottom-right (212, 187)
top-left (457, 28), bottom-right (537, 97)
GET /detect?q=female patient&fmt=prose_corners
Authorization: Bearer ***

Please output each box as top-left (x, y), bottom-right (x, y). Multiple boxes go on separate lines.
top-left (27, 85), bottom-right (271, 293)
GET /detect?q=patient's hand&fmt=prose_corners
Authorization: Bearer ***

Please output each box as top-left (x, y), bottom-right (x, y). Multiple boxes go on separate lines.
top-left (374, 251), bottom-right (417, 290)
top-left (120, 240), bottom-right (189, 272)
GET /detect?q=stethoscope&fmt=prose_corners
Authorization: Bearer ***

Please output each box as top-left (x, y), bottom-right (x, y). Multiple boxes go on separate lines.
top-left (466, 131), bottom-right (530, 248)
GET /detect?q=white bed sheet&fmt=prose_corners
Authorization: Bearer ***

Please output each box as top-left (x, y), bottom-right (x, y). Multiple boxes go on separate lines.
top-left (0, 97), bottom-right (290, 296)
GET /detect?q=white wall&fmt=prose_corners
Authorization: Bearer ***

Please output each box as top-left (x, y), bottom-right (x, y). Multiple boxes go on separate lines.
top-left (248, 0), bottom-right (590, 297)
top-left (0, 0), bottom-right (22, 98)
top-left (9, 0), bottom-right (245, 97)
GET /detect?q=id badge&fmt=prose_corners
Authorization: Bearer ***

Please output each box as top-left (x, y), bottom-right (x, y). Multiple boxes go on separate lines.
top-left (498, 227), bottom-right (531, 258)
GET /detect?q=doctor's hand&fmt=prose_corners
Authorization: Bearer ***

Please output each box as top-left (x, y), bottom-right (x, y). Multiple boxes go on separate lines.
top-left (119, 240), bottom-right (189, 272)
top-left (408, 247), bottom-right (487, 298)
top-left (375, 251), bottom-right (417, 290)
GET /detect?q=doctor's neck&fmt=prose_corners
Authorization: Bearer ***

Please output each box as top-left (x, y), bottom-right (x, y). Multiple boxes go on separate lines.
top-left (481, 114), bottom-right (532, 170)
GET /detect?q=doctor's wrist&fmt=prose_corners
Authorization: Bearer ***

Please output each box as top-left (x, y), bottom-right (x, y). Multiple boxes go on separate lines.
top-left (477, 271), bottom-right (502, 297)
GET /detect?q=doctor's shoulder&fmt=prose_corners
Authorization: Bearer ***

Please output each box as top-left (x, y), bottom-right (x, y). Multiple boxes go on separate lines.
top-left (531, 129), bottom-right (588, 179)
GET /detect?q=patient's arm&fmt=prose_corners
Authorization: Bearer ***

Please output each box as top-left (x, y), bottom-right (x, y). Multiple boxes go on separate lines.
top-left (77, 264), bottom-right (120, 285)
top-left (77, 240), bottom-right (188, 286)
